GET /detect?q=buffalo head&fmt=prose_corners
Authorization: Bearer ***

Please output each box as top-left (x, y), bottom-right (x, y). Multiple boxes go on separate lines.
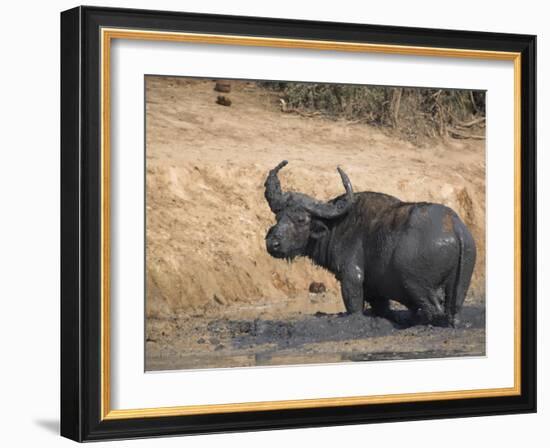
top-left (264, 160), bottom-right (354, 260)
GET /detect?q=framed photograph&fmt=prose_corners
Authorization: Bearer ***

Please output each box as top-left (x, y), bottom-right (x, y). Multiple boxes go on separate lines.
top-left (60, 6), bottom-right (536, 441)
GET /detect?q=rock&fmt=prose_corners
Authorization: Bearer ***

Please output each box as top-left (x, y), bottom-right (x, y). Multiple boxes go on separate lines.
top-left (214, 81), bottom-right (231, 93)
top-left (213, 294), bottom-right (227, 305)
top-left (216, 95), bottom-right (232, 106)
top-left (309, 282), bottom-right (326, 294)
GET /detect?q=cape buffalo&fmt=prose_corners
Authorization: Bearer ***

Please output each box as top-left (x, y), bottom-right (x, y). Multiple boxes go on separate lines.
top-left (264, 160), bottom-right (476, 327)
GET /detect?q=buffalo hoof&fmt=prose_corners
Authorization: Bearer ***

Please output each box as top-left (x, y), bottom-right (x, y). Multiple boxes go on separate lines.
top-left (448, 316), bottom-right (460, 328)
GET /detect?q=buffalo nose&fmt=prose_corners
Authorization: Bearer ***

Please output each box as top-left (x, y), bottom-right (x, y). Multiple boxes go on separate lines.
top-left (268, 239), bottom-right (280, 250)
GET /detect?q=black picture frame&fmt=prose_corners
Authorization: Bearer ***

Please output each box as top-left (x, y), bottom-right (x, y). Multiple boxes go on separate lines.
top-left (61, 5), bottom-right (536, 442)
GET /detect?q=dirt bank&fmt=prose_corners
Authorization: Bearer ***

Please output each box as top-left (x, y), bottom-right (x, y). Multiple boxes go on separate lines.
top-left (145, 76), bottom-right (486, 370)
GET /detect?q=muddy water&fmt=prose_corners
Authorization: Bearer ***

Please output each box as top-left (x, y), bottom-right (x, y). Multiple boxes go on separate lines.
top-left (145, 304), bottom-right (485, 371)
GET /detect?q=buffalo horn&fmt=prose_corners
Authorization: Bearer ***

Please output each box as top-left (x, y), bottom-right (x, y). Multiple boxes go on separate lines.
top-left (264, 160), bottom-right (289, 213)
top-left (298, 166), bottom-right (354, 219)
top-left (264, 161), bottom-right (354, 219)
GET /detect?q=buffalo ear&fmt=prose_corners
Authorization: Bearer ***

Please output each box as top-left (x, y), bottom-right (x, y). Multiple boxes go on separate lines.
top-left (310, 219), bottom-right (329, 239)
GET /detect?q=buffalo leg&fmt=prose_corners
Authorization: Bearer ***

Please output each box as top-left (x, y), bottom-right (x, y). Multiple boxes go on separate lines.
top-left (340, 271), bottom-right (364, 315)
top-left (403, 282), bottom-right (447, 326)
top-left (367, 297), bottom-right (390, 318)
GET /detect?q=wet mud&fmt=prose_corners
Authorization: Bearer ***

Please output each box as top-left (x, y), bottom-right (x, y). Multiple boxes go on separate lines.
top-left (146, 304), bottom-right (485, 371)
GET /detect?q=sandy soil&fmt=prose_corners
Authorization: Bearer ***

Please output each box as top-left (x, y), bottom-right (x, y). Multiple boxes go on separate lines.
top-left (144, 76), bottom-right (486, 371)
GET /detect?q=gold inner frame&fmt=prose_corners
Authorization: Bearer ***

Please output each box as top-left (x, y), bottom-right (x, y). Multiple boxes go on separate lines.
top-left (100, 27), bottom-right (522, 420)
